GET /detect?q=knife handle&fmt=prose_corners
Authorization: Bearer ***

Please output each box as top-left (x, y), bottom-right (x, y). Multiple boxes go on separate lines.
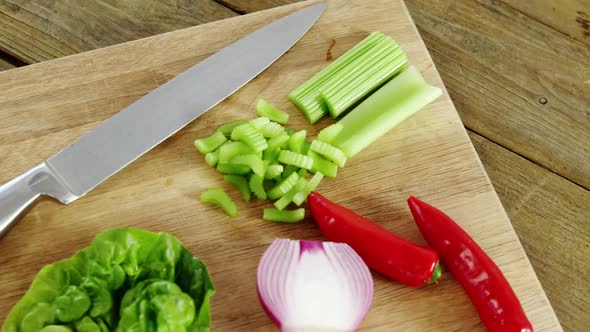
top-left (0, 163), bottom-right (77, 237)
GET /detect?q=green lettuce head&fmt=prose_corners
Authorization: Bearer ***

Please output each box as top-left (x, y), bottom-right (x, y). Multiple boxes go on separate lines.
top-left (2, 228), bottom-right (215, 332)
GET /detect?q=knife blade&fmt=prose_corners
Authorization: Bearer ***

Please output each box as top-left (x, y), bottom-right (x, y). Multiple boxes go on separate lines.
top-left (0, 2), bottom-right (327, 237)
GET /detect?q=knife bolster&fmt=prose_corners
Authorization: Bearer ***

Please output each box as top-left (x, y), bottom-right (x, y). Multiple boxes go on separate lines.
top-left (0, 162), bottom-right (78, 237)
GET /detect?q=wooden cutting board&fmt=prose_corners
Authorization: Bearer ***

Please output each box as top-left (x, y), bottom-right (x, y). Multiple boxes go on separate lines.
top-left (0, 0), bottom-right (561, 330)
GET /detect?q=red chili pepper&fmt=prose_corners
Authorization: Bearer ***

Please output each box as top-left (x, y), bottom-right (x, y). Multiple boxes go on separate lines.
top-left (307, 192), bottom-right (441, 287)
top-left (407, 196), bottom-right (533, 332)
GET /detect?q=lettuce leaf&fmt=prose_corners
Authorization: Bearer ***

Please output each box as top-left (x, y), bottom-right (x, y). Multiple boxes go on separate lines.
top-left (2, 228), bottom-right (215, 332)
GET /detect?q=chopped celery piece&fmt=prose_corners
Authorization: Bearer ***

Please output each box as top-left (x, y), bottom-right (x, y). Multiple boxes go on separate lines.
top-left (309, 140), bottom-right (347, 168)
top-left (219, 141), bottom-right (254, 163)
top-left (217, 119), bottom-right (247, 137)
top-left (230, 154), bottom-right (267, 177)
top-left (257, 99), bottom-right (289, 124)
top-left (285, 128), bottom-right (296, 136)
top-left (320, 44), bottom-right (408, 118)
top-left (204, 149), bottom-right (220, 167)
top-left (260, 121), bottom-right (286, 138)
top-left (292, 191), bottom-right (307, 206)
top-left (282, 164), bottom-right (299, 179)
top-left (317, 124), bottom-right (343, 144)
top-left (307, 150), bottom-right (338, 178)
top-left (231, 123), bottom-right (268, 152)
top-left (297, 168), bottom-right (308, 179)
top-left (264, 164), bottom-right (283, 179)
top-left (331, 66), bottom-right (442, 157)
top-left (306, 171), bottom-right (324, 192)
top-left (293, 172), bottom-right (324, 206)
top-left (288, 130), bottom-right (307, 153)
top-left (278, 150), bottom-right (313, 170)
top-left (224, 175), bottom-right (251, 202)
top-left (263, 208), bottom-right (305, 223)
top-left (194, 131), bottom-right (227, 154)
top-left (267, 134), bottom-right (290, 148)
top-left (263, 134), bottom-right (290, 161)
top-left (249, 174), bottom-right (267, 200)
top-left (274, 178), bottom-right (306, 210)
top-left (250, 117), bottom-right (270, 130)
top-left (301, 140), bottom-right (311, 155)
top-left (288, 32), bottom-right (387, 123)
top-left (216, 163), bottom-right (250, 175)
top-left (273, 195), bottom-right (291, 210)
top-left (267, 172), bottom-right (299, 200)
top-left (200, 188), bottom-right (237, 217)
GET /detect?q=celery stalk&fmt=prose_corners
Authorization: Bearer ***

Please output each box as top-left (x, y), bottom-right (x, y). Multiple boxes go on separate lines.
top-left (200, 188), bottom-right (237, 217)
top-left (267, 172), bottom-right (299, 200)
top-left (230, 154), bottom-right (267, 177)
top-left (231, 123), bottom-right (268, 152)
top-left (292, 171), bottom-right (324, 206)
top-left (288, 32), bottom-right (387, 123)
top-left (309, 140), bottom-right (347, 168)
top-left (317, 124), bottom-right (343, 144)
top-left (249, 174), bottom-right (267, 200)
top-left (281, 165), bottom-right (299, 179)
top-left (321, 47), bottom-right (408, 118)
top-left (331, 66), bottom-right (442, 157)
top-left (257, 99), bottom-right (289, 124)
top-left (278, 150), bottom-right (313, 170)
top-left (219, 141), bottom-right (254, 163)
top-left (288, 130), bottom-right (307, 153)
top-left (263, 134), bottom-right (289, 161)
top-left (194, 131), bottom-right (227, 154)
top-left (264, 164), bottom-right (284, 179)
top-left (263, 208), bottom-right (305, 223)
top-left (216, 163), bottom-right (250, 175)
top-left (224, 175), bottom-right (251, 202)
top-left (204, 149), bottom-right (220, 167)
top-left (260, 122), bottom-right (286, 138)
top-left (307, 150), bottom-right (338, 178)
top-left (274, 178), bottom-right (307, 210)
top-left (217, 120), bottom-right (247, 137)
top-left (250, 117), bottom-right (270, 130)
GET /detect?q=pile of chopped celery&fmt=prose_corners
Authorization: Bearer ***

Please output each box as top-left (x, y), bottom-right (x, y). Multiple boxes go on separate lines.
top-left (289, 32), bottom-right (408, 123)
top-left (195, 99), bottom-right (343, 222)
top-left (196, 32), bottom-right (442, 223)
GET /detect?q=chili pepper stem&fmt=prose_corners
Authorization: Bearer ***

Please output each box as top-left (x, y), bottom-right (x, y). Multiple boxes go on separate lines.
top-left (427, 262), bottom-right (442, 284)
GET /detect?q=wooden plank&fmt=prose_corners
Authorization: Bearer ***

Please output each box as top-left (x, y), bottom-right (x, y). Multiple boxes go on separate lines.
top-left (501, 0), bottom-right (590, 46)
top-left (405, 0), bottom-right (590, 190)
top-left (216, 0), bottom-right (301, 13)
top-left (0, 0), bottom-right (560, 330)
top-left (469, 131), bottom-right (590, 332)
top-left (0, 0), bottom-right (237, 64)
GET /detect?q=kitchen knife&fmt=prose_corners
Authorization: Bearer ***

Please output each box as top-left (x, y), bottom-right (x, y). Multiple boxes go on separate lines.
top-left (0, 3), bottom-right (327, 237)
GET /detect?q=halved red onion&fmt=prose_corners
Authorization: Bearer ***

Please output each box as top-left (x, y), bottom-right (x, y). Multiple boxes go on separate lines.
top-left (257, 238), bottom-right (374, 332)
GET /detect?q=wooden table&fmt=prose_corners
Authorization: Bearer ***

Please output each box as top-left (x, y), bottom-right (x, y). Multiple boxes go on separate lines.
top-left (0, 0), bottom-right (587, 330)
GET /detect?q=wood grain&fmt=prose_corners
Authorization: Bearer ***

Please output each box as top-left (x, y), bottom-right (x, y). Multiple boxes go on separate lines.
top-left (470, 131), bottom-right (590, 331)
top-left (501, 0), bottom-right (590, 46)
top-left (405, 0), bottom-right (590, 190)
top-left (0, 0), bottom-right (237, 64)
top-left (0, 0), bottom-right (560, 330)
